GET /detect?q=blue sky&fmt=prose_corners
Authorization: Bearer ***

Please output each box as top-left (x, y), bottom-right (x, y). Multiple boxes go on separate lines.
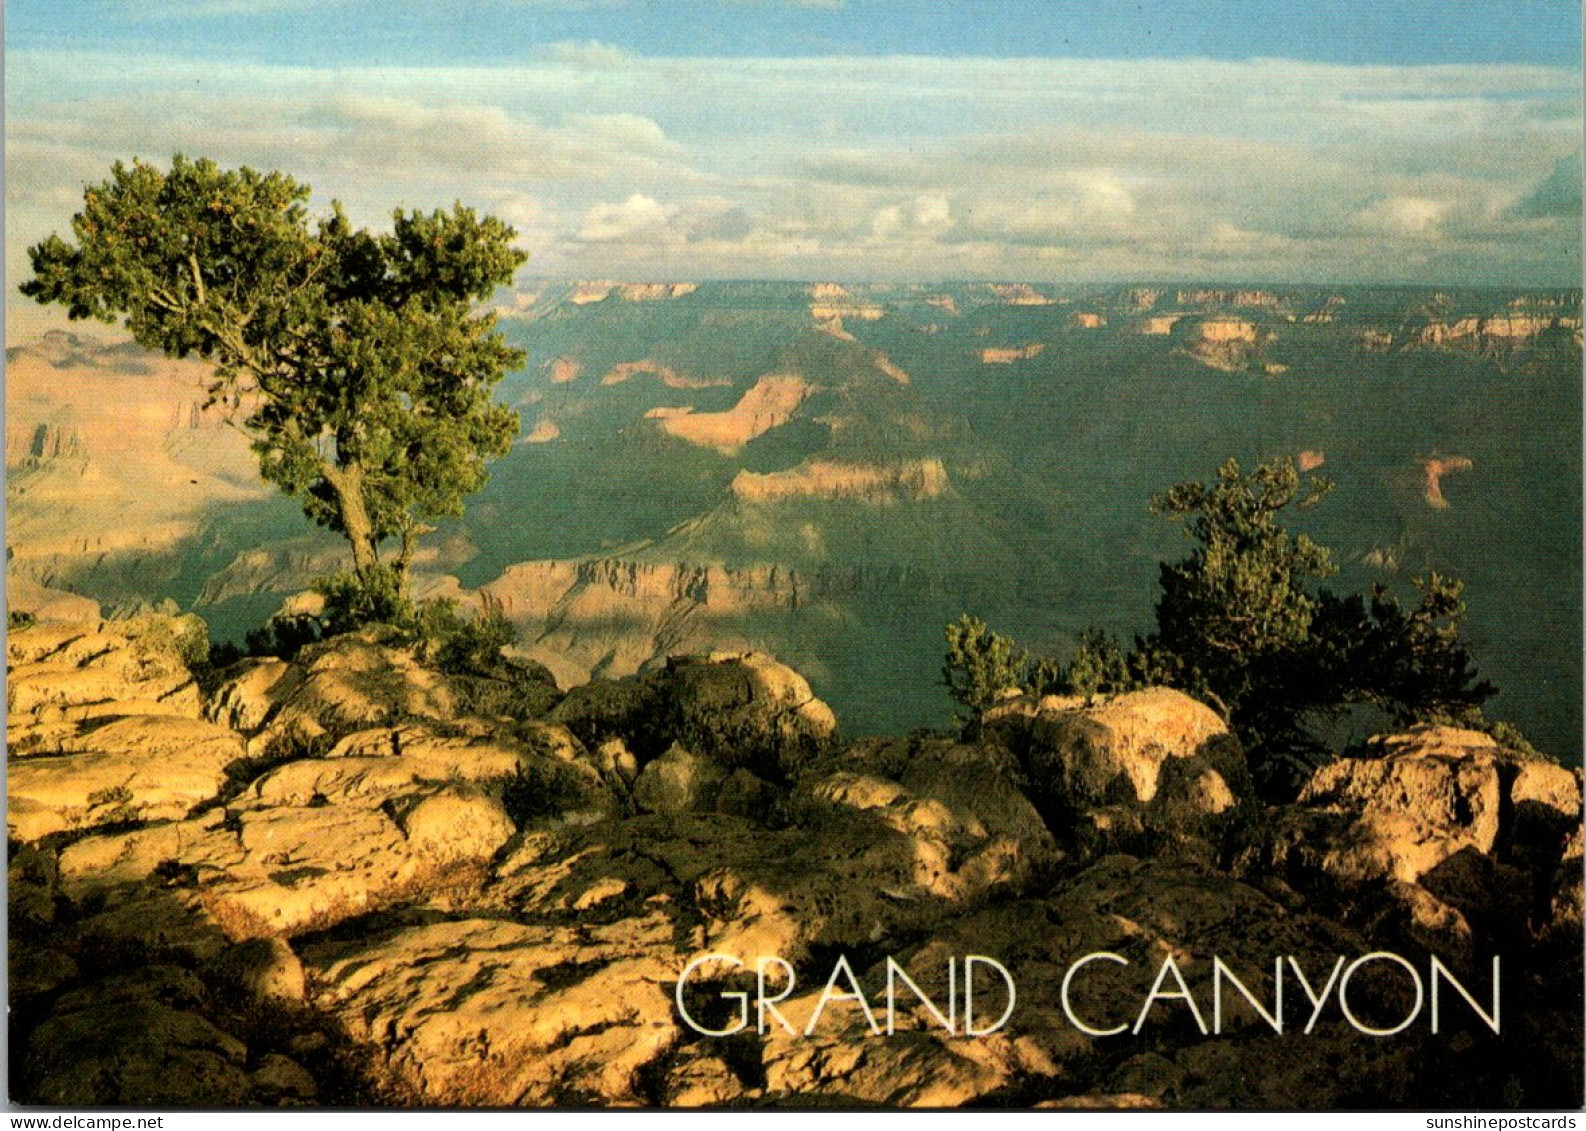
top-left (6, 0), bottom-right (1582, 303)
top-left (9, 0), bottom-right (1581, 66)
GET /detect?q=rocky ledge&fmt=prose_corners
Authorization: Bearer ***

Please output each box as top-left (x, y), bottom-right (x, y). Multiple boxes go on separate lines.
top-left (7, 616), bottom-right (1582, 1107)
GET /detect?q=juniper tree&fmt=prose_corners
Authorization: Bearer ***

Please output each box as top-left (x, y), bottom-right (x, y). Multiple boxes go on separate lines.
top-left (22, 155), bottom-right (525, 603)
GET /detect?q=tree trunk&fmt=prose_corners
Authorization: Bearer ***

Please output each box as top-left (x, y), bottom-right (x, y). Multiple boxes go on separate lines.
top-left (394, 520), bottom-right (435, 592)
top-left (321, 461), bottom-right (379, 577)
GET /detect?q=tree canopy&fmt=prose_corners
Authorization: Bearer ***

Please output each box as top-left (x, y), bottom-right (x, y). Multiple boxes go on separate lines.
top-left (945, 456), bottom-right (1498, 791)
top-left (22, 154), bottom-right (526, 593)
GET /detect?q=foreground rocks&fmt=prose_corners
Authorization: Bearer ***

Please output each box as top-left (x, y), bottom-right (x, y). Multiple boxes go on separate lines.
top-left (7, 622), bottom-right (1582, 1108)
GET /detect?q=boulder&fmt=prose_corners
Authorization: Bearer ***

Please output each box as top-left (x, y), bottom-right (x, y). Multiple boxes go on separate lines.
top-left (1017, 688), bottom-right (1233, 808)
top-left (988, 688), bottom-right (1247, 859)
top-left (547, 675), bottom-right (664, 755)
top-left (1294, 727), bottom-right (1560, 885)
top-left (222, 631), bottom-right (461, 752)
top-left (206, 937), bottom-right (307, 1004)
top-left (804, 737), bottom-right (1058, 901)
top-left (664, 652), bottom-right (837, 780)
top-left (401, 787), bottom-right (517, 866)
top-left (632, 742), bottom-right (728, 815)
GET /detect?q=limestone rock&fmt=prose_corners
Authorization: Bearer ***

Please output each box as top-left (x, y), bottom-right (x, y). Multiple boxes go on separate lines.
top-left (250, 1054), bottom-right (319, 1103)
top-left (205, 656), bottom-right (304, 733)
top-left (664, 652), bottom-right (838, 780)
top-left (548, 675), bottom-right (664, 754)
top-left (633, 743), bottom-right (728, 815)
top-left (1016, 688), bottom-right (1232, 808)
top-left (231, 631), bottom-right (461, 749)
top-left (207, 937), bottom-right (307, 1003)
top-left (8, 715), bottom-right (245, 842)
top-left (23, 966), bottom-right (254, 1106)
top-left (8, 617), bottom-right (205, 751)
top-left (549, 652), bottom-right (838, 782)
top-left (401, 787), bottom-right (516, 866)
top-left (303, 915), bottom-right (683, 1104)
top-left (804, 737), bottom-right (1058, 901)
top-left (1298, 727), bottom-right (1509, 884)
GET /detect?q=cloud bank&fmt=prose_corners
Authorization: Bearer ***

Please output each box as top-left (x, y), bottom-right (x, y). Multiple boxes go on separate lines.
top-left (7, 48), bottom-right (1580, 296)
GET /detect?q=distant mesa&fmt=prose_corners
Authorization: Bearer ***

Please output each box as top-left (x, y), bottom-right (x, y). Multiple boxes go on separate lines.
top-left (644, 406), bottom-right (693, 420)
top-left (814, 316), bottom-right (857, 342)
top-left (1298, 449), bottom-right (1326, 472)
top-left (1423, 455), bottom-right (1473, 510)
top-left (873, 352), bottom-right (911, 385)
top-left (548, 357), bottom-right (581, 384)
top-left (1177, 288), bottom-right (1285, 310)
top-left (1262, 362), bottom-right (1289, 375)
top-left (1192, 317), bottom-right (1260, 343)
top-left (810, 301), bottom-right (885, 322)
top-left (730, 458), bottom-right (948, 503)
top-left (807, 284), bottom-right (886, 321)
top-left (987, 283), bottom-right (1053, 306)
top-left (602, 360), bottom-right (678, 386)
top-left (1069, 311), bottom-right (1106, 329)
top-left (7, 330), bottom-right (156, 375)
top-left (525, 417), bottom-right (561, 444)
top-left (1176, 317), bottom-right (1266, 372)
top-left (657, 374), bottom-right (812, 454)
top-left (1126, 288), bottom-right (1161, 311)
top-left (1136, 314), bottom-right (1184, 336)
top-left (601, 360), bottom-right (731, 389)
top-left (1300, 296), bottom-right (1346, 324)
top-left (1413, 313), bottom-right (1578, 349)
top-left (980, 343), bottom-right (1045, 364)
top-left (925, 295), bottom-right (959, 315)
top-left (572, 281), bottom-right (698, 304)
top-left (1359, 329), bottom-right (1395, 351)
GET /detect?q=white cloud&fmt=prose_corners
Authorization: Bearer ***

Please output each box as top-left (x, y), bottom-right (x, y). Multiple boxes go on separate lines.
top-left (577, 194), bottom-right (678, 244)
top-left (6, 47), bottom-right (1580, 286)
top-left (548, 40), bottom-right (633, 68)
top-left (1355, 195), bottom-right (1449, 237)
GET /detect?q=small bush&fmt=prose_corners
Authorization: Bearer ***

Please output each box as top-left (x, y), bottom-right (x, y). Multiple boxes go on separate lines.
top-left (316, 566), bottom-right (413, 636)
top-left (942, 615), bottom-right (1028, 738)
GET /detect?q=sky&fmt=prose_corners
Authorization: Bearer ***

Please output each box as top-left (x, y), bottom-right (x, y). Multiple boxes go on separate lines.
top-left (5, 0), bottom-right (1582, 313)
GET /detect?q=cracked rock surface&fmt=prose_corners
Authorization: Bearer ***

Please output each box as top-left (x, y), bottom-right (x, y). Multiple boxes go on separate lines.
top-left (8, 622), bottom-right (1582, 1107)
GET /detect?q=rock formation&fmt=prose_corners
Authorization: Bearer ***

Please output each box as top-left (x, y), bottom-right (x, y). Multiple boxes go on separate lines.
top-left (730, 459), bottom-right (949, 503)
top-left (8, 619), bottom-right (1581, 1108)
top-left (1422, 455), bottom-right (1473, 509)
top-left (980, 344), bottom-right (1045, 364)
top-left (5, 334), bottom-right (269, 599)
top-left (987, 284), bottom-right (1054, 306)
top-left (658, 374), bottom-right (813, 454)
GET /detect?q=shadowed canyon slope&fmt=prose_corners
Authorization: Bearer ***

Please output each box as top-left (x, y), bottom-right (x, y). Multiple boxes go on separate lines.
top-left (6, 281), bottom-right (1581, 755)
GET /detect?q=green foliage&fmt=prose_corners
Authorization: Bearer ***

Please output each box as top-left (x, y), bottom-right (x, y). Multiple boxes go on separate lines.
top-left (944, 456), bottom-right (1501, 791)
top-left (315, 566), bottom-right (413, 637)
top-left (8, 610), bottom-right (38, 631)
top-left (22, 154), bottom-right (525, 592)
top-left (241, 614), bottom-right (323, 663)
top-left (1150, 457), bottom-right (1335, 717)
top-left (942, 614), bottom-right (1028, 737)
top-left (1053, 629), bottom-right (1135, 699)
top-left (413, 598), bottom-right (518, 675)
top-left (1140, 459), bottom-right (1494, 768)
